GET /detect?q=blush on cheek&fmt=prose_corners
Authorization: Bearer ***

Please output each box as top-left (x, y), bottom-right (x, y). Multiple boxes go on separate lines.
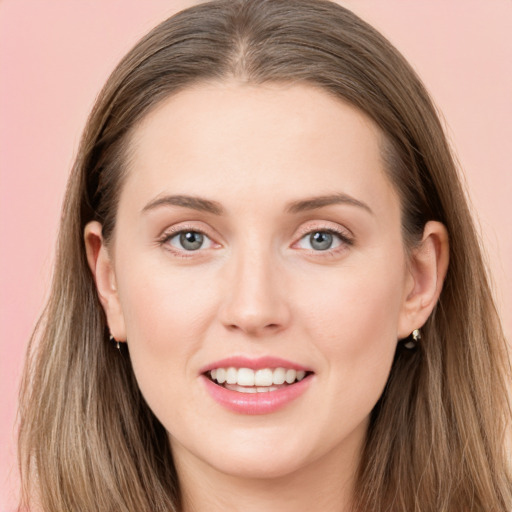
top-left (308, 273), bottom-right (402, 370)
top-left (120, 266), bottom-right (204, 332)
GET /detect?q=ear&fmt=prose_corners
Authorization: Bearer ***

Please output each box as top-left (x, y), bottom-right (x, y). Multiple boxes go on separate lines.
top-left (84, 221), bottom-right (127, 342)
top-left (397, 221), bottom-right (449, 339)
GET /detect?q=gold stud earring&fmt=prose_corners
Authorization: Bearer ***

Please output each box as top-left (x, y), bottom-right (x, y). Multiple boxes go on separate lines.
top-left (404, 328), bottom-right (421, 349)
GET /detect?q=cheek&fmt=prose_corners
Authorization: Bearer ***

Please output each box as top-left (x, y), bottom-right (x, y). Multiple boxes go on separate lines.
top-left (114, 262), bottom-right (223, 427)
top-left (114, 260), bottom-right (220, 383)
top-left (298, 252), bottom-right (406, 401)
top-left (118, 257), bottom-right (214, 335)
top-left (302, 256), bottom-right (404, 337)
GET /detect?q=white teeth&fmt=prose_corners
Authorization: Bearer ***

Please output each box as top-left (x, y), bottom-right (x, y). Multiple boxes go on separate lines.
top-left (208, 366), bottom-right (309, 388)
top-left (216, 368), bottom-right (226, 384)
top-left (237, 368), bottom-right (255, 386)
top-left (273, 367), bottom-right (286, 385)
top-left (285, 369), bottom-right (297, 384)
top-left (229, 384), bottom-right (257, 393)
top-left (224, 383), bottom-right (281, 393)
top-left (226, 367), bottom-right (237, 384)
top-left (254, 368), bottom-right (273, 386)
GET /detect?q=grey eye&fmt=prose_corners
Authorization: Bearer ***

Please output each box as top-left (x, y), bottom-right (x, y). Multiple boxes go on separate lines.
top-left (173, 231), bottom-right (205, 251)
top-left (296, 230), bottom-right (345, 251)
top-left (309, 231), bottom-right (333, 251)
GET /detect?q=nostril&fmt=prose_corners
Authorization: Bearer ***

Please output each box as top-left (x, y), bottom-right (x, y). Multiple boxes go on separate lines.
top-left (223, 321), bottom-right (283, 335)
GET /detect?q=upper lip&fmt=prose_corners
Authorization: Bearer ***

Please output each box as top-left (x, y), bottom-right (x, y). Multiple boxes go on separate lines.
top-left (199, 356), bottom-right (313, 374)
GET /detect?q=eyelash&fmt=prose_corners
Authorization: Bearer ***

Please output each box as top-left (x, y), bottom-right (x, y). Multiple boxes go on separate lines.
top-left (157, 224), bottom-right (215, 259)
top-left (157, 225), bottom-right (354, 258)
top-left (294, 226), bottom-right (354, 256)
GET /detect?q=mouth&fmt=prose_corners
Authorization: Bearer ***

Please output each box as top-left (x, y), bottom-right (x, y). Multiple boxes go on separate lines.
top-left (200, 356), bottom-right (314, 413)
top-left (205, 367), bottom-right (313, 393)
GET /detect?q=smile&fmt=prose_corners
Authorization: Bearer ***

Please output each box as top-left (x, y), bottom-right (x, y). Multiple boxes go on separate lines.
top-left (208, 367), bottom-right (308, 392)
top-left (201, 358), bottom-right (314, 414)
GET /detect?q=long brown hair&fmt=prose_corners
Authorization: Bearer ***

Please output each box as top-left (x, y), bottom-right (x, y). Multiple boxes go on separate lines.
top-left (18, 1), bottom-right (511, 510)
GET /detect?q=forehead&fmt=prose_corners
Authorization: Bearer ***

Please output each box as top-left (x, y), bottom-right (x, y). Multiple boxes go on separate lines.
top-left (121, 81), bottom-right (398, 217)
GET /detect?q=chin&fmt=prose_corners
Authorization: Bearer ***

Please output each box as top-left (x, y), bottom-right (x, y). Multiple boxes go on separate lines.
top-left (210, 450), bottom-right (309, 480)
top-left (172, 424), bottom-right (330, 481)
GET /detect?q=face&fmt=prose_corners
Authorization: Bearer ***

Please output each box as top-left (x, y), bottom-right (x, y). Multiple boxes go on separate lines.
top-left (97, 82), bottom-right (417, 481)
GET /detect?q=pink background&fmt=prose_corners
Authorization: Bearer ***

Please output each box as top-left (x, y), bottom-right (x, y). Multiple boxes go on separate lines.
top-left (1, 1), bottom-right (511, 509)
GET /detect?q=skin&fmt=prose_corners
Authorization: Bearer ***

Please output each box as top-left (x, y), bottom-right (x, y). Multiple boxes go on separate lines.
top-left (85, 82), bottom-right (448, 512)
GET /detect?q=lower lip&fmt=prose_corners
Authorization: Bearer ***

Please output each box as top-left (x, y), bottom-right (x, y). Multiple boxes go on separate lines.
top-left (201, 374), bottom-right (313, 415)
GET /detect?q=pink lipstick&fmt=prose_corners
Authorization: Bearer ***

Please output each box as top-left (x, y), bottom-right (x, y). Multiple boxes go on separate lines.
top-left (200, 356), bottom-right (314, 415)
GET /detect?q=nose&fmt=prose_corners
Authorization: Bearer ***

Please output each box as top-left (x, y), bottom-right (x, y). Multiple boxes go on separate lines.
top-left (218, 243), bottom-right (291, 337)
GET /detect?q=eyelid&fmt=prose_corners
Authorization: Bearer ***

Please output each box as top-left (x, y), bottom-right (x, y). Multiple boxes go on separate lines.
top-left (169, 230), bottom-right (214, 250)
top-left (157, 222), bottom-right (222, 255)
top-left (156, 220), bottom-right (353, 257)
top-left (293, 221), bottom-right (353, 242)
top-left (292, 222), bottom-right (354, 253)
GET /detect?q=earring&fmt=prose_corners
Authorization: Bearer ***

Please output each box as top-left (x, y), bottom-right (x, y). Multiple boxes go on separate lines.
top-left (404, 328), bottom-right (421, 349)
top-left (109, 334), bottom-right (121, 351)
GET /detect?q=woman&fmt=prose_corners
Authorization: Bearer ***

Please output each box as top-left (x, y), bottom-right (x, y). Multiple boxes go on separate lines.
top-left (17, 0), bottom-right (511, 511)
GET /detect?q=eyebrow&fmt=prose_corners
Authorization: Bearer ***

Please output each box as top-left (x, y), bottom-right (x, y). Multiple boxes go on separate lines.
top-left (285, 193), bottom-right (373, 215)
top-left (141, 192), bottom-right (373, 216)
top-left (142, 194), bottom-right (224, 215)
